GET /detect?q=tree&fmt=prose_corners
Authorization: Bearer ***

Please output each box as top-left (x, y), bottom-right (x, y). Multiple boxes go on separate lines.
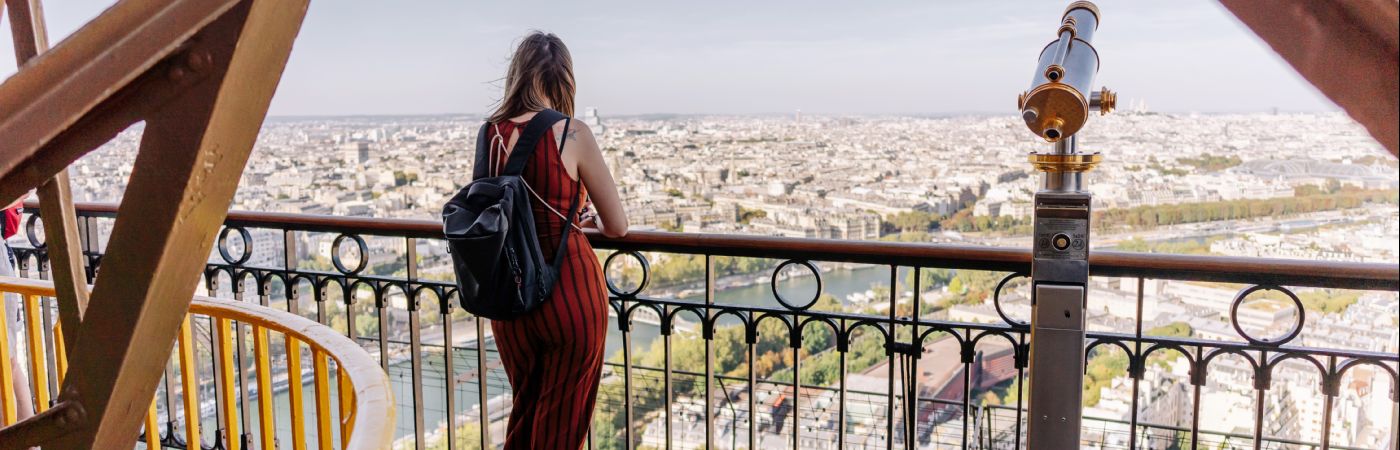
top-left (1147, 322), bottom-right (1192, 338)
top-left (885, 211), bottom-right (942, 233)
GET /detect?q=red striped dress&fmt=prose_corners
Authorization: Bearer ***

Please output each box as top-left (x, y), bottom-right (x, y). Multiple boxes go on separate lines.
top-left (485, 118), bottom-right (608, 449)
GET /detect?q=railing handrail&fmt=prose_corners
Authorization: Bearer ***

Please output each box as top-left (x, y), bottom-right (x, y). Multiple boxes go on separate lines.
top-left (0, 276), bottom-right (395, 450)
top-left (26, 201), bottom-right (1398, 291)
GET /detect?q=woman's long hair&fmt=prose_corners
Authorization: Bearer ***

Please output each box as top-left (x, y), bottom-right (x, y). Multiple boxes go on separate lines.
top-left (489, 32), bottom-right (575, 123)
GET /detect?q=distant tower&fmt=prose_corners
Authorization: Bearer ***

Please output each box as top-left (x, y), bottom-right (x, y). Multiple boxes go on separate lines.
top-left (582, 107), bottom-right (605, 135)
top-left (795, 109), bottom-right (802, 123)
top-left (342, 142), bottom-right (369, 166)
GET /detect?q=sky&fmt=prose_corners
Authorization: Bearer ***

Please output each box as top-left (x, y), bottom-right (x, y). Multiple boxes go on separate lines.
top-left (2, 0), bottom-right (1337, 117)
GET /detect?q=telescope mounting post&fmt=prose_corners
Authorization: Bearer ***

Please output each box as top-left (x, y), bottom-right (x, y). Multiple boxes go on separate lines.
top-left (1020, 2), bottom-right (1113, 448)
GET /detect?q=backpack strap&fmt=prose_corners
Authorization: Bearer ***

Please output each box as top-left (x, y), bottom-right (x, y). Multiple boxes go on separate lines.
top-left (471, 122), bottom-right (491, 180)
top-left (550, 117), bottom-right (581, 274)
top-left (501, 109), bottom-right (566, 176)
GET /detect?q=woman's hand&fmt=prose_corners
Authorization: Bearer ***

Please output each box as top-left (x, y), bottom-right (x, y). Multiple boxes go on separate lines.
top-left (577, 204), bottom-right (599, 229)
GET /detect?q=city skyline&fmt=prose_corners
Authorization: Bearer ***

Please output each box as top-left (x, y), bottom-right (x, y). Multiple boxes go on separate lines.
top-left (5, 0), bottom-right (1339, 116)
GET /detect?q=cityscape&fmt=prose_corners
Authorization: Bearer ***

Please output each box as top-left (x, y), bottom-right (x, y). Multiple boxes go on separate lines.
top-left (40, 109), bottom-right (1400, 449)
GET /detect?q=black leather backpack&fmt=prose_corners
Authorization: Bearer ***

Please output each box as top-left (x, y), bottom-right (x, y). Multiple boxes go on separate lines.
top-left (442, 109), bottom-right (579, 320)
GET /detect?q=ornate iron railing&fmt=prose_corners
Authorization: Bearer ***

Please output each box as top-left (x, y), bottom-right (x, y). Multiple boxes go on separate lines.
top-left (8, 202), bottom-right (1399, 450)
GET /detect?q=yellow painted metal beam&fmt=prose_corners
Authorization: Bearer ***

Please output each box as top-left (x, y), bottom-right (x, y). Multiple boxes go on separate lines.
top-left (253, 326), bottom-right (275, 450)
top-left (0, 296), bottom-right (16, 425)
top-left (214, 317), bottom-right (240, 450)
top-left (287, 335), bottom-right (308, 450)
top-left (313, 349), bottom-right (333, 450)
top-left (177, 315), bottom-right (200, 448)
top-left (22, 294), bottom-right (48, 414)
top-left (338, 367), bottom-right (354, 450)
top-left (52, 323), bottom-right (67, 386)
top-left (145, 398), bottom-right (160, 448)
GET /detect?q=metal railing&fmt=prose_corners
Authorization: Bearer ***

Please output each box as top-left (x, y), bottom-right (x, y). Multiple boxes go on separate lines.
top-left (0, 276), bottom-right (393, 450)
top-left (8, 202), bottom-right (1399, 450)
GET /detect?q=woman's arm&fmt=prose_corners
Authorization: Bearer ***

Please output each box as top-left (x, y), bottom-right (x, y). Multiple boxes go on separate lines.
top-left (560, 120), bottom-right (628, 238)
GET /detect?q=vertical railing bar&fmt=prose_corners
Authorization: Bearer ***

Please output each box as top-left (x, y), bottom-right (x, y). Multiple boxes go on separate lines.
top-left (22, 294), bottom-right (49, 414)
top-left (1014, 333), bottom-right (1026, 450)
top-left (52, 318), bottom-right (67, 387)
top-left (910, 267), bottom-right (921, 450)
top-left (33, 254), bottom-right (53, 413)
top-left (1252, 349), bottom-right (1267, 450)
top-left (0, 291), bottom-right (17, 426)
top-left (313, 348), bottom-right (334, 450)
top-left (984, 404), bottom-right (992, 449)
top-left (838, 318), bottom-right (847, 449)
top-left (1190, 346), bottom-right (1202, 449)
top-left (404, 237), bottom-right (426, 450)
top-left (83, 215), bottom-right (100, 283)
top-left (39, 291), bottom-right (56, 404)
top-left (886, 264), bottom-right (896, 450)
top-left (1129, 277), bottom-right (1144, 450)
top-left (663, 303), bottom-right (673, 450)
top-left (442, 302), bottom-right (456, 450)
top-left (1321, 355), bottom-right (1335, 450)
top-left (747, 326), bottom-right (757, 450)
top-left (236, 285), bottom-right (254, 449)
top-left (792, 329), bottom-right (801, 450)
top-left (209, 312), bottom-right (228, 449)
top-left (254, 324), bottom-right (277, 450)
top-left (344, 288), bottom-right (358, 350)
top-left (286, 276), bottom-right (309, 450)
top-left (409, 297), bottom-right (425, 450)
top-left (1253, 385), bottom-right (1265, 450)
top-left (215, 316), bottom-right (241, 450)
top-left (256, 276), bottom-right (272, 450)
top-left (961, 326), bottom-right (971, 450)
top-left (704, 254), bottom-right (715, 449)
top-left (312, 238), bottom-right (327, 450)
top-left (376, 293), bottom-right (389, 375)
top-left (288, 336), bottom-right (308, 450)
top-left (146, 398), bottom-right (162, 449)
top-left (178, 315), bottom-right (201, 449)
top-left (475, 315), bottom-right (489, 449)
top-left (338, 367), bottom-right (355, 450)
top-left (623, 297), bottom-right (634, 450)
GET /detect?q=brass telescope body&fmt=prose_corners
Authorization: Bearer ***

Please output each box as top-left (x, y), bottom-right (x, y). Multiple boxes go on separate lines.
top-left (1019, 1), bottom-right (1114, 143)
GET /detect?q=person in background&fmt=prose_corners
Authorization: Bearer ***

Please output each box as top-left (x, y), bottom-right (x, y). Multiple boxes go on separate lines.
top-left (1, 195), bottom-right (37, 426)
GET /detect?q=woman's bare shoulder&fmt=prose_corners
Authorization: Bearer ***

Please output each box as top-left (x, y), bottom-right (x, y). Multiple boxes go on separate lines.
top-left (555, 118), bottom-right (596, 147)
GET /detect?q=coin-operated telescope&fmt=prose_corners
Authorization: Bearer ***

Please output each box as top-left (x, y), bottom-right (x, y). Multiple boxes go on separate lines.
top-left (1021, 2), bottom-right (1114, 449)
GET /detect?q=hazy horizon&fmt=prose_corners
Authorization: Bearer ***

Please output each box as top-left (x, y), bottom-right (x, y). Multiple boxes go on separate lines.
top-left (5, 0), bottom-right (1339, 116)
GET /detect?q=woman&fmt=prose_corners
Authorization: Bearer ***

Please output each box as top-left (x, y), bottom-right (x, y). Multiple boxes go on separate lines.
top-left (482, 31), bottom-right (627, 449)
